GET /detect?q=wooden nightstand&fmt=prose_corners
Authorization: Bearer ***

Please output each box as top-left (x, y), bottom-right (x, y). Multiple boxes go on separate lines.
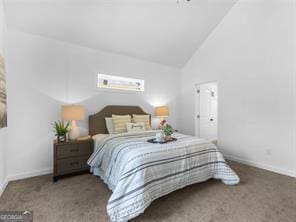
top-left (53, 139), bottom-right (93, 182)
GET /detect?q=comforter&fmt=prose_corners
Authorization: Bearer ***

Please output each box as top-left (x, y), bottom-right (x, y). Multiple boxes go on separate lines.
top-left (87, 131), bottom-right (239, 222)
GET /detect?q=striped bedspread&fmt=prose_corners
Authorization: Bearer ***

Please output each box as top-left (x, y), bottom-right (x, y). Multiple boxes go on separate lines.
top-left (87, 131), bottom-right (239, 222)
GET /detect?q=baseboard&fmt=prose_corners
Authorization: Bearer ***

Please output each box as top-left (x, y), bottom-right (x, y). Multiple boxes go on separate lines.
top-left (7, 168), bottom-right (53, 182)
top-left (224, 154), bottom-right (296, 178)
top-left (0, 177), bottom-right (8, 196)
top-left (0, 168), bottom-right (53, 196)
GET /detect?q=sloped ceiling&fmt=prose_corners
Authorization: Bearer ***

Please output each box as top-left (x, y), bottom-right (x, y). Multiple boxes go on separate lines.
top-left (4, 0), bottom-right (237, 68)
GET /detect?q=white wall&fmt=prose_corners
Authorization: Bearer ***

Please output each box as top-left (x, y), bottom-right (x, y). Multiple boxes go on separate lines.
top-left (178, 0), bottom-right (296, 177)
top-left (5, 30), bottom-right (180, 179)
top-left (0, 0), bottom-right (8, 195)
top-left (2, 0), bottom-right (295, 190)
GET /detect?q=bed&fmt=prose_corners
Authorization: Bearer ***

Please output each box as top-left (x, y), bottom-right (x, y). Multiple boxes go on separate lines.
top-left (87, 105), bottom-right (240, 222)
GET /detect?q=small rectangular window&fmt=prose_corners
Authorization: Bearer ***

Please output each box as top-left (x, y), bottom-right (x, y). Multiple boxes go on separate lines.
top-left (97, 74), bottom-right (144, 92)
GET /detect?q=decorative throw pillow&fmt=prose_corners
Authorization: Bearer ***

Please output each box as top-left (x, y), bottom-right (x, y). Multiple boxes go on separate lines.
top-left (132, 114), bottom-right (151, 130)
top-left (105, 117), bottom-right (115, 134)
top-left (112, 114), bottom-right (131, 134)
top-left (126, 122), bottom-right (145, 133)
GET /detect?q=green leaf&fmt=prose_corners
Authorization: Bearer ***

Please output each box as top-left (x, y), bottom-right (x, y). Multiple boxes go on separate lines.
top-left (163, 124), bottom-right (174, 136)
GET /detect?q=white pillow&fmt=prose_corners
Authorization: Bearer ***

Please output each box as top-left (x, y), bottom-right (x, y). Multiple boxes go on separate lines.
top-left (105, 117), bottom-right (115, 134)
top-left (126, 122), bottom-right (145, 133)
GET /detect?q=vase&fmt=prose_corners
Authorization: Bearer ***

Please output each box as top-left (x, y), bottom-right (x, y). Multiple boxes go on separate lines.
top-left (165, 135), bottom-right (172, 141)
top-left (57, 135), bottom-right (66, 142)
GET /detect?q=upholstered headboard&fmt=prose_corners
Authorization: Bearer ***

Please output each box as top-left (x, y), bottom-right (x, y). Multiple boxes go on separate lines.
top-left (89, 105), bottom-right (150, 135)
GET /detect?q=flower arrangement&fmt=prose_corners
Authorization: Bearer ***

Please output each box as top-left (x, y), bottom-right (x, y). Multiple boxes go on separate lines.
top-left (162, 124), bottom-right (174, 141)
top-left (156, 119), bottom-right (174, 141)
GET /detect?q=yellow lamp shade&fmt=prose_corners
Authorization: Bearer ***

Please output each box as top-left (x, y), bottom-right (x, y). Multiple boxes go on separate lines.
top-left (61, 105), bottom-right (85, 121)
top-left (155, 106), bottom-right (169, 117)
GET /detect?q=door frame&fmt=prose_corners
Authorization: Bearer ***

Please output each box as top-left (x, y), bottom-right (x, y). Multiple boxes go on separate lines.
top-left (194, 80), bottom-right (219, 142)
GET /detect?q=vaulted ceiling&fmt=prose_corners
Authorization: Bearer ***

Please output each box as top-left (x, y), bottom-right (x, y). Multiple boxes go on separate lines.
top-left (4, 0), bottom-right (237, 68)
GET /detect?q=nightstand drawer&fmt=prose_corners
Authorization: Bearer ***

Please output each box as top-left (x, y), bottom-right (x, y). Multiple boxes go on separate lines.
top-left (57, 156), bottom-right (89, 175)
top-left (53, 139), bottom-right (93, 182)
top-left (57, 143), bottom-right (92, 159)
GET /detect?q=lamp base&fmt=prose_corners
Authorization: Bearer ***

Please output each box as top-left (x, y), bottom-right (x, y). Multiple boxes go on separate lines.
top-left (69, 120), bottom-right (80, 140)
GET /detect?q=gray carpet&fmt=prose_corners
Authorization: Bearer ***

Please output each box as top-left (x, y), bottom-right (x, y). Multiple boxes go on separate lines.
top-left (0, 161), bottom-right (295, 222)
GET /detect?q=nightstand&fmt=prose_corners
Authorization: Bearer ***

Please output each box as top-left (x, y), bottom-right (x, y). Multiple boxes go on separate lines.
top-left (53, 139), bottom-right (93, 182)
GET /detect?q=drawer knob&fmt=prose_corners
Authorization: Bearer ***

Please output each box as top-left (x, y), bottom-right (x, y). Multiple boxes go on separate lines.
top-left (70, 162), bottom-right (79, 165)
top-left (70, 149), bottom-right (79, 152)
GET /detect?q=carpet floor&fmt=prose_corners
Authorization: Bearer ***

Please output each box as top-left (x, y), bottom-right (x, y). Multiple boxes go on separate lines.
top-left (0, 161), bottom-right (295, 222)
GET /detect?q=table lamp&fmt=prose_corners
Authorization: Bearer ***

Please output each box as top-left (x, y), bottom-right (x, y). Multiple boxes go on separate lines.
top-left (155, 106), bottom-right (169, 120)
top-left (61, 105), bottom-right (85, 140)
top-left (155, 106), bottom-right (169, 129)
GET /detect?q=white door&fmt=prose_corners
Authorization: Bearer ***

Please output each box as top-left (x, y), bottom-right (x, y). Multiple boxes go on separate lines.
top-left (195, 82), bottom-right (217, 140)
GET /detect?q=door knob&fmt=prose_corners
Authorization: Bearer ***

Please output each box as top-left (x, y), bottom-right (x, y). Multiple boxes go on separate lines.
top-left (210, 118), bottom-right (214, 121)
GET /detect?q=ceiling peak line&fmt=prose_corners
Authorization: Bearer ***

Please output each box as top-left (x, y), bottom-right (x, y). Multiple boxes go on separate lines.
top-left (176, 0), bottom-right (191, 4)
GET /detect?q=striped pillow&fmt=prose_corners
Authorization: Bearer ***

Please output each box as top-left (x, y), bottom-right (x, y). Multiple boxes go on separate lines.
top-left (112, 115), bottom-right (132, 134)
top-left (132, 114), bottom-right (151, 130)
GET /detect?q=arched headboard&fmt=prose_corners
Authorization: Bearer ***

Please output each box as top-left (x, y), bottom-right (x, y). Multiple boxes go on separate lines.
top-left (89, 105), bottom-right (150, 135)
